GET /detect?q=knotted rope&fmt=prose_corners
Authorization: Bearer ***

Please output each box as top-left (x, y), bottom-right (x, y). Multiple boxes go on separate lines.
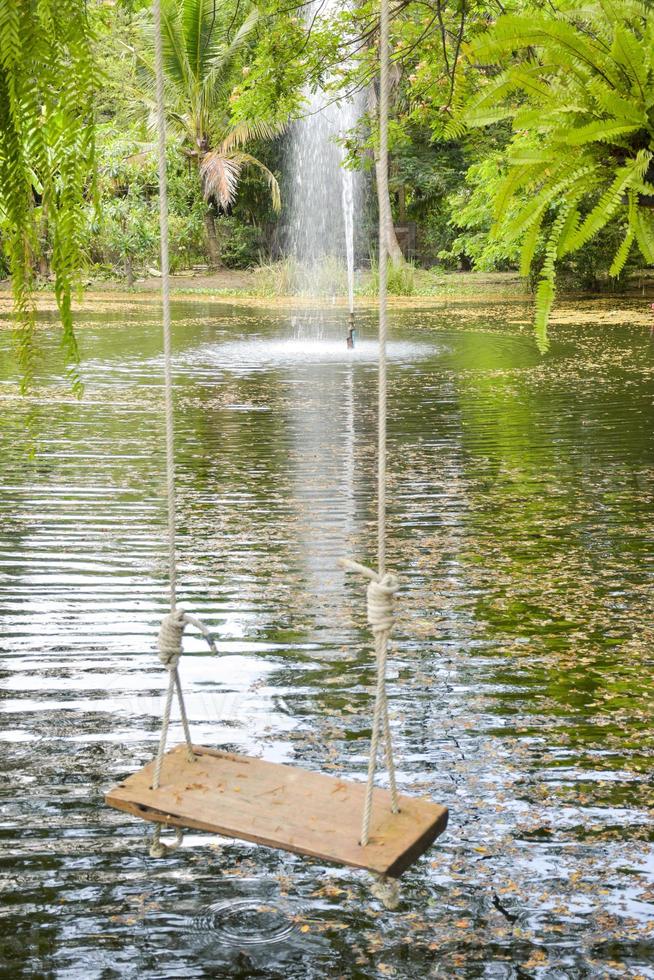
top-left (149, 611), bottom-right (216, 857)
top-left (337, 0), bottom-right (400, 851)
top-left (149, 0), bottom-right (216, 859)
top-left (370, 873), bottom-right (401, 910)
top-left (340, 560), bottom-right (399, 846)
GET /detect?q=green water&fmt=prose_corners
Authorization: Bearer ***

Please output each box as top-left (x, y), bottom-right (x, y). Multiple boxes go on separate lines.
top-left (0, 296), bottom-right (653, 978)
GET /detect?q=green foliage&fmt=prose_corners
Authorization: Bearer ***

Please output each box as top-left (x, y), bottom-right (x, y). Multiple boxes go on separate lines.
top-left (131, 0), bottom-right (282, 218)
top-left (364, 259), bottom-right (418, 296)
top-left (5, 0), bottom-right (654, 359)
top-left (0, 0), bottom-right (95, 390)
top-left (87, 142), bottom-right (208, 278)
top-left (455, 0), bottom-right (654, 344)
top-left (439, 153), bottom-right (521, 270)
top-left (219, 218), bottom-right (263, 267)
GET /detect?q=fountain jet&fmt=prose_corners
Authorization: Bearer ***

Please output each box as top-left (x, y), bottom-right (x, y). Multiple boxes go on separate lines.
top-left (287, 0), bottom-right (364, 333)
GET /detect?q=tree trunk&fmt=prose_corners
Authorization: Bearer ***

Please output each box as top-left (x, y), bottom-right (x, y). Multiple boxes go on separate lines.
top-left (204, 208), bottom-right (223, 269)
top-left (397, 183), bottom-right (406, 223)
top-left (375, 157), bottom-right (404, 266)
top-left (125, 255), bottom-right (134, 287)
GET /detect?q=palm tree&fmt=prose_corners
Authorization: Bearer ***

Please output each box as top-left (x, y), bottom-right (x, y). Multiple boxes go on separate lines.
top-left (131, 0), bottom-right (282, 267)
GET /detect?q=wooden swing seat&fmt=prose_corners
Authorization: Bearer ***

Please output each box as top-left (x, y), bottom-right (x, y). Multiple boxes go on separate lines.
top-left (106, 744), bottom-right (448, 878)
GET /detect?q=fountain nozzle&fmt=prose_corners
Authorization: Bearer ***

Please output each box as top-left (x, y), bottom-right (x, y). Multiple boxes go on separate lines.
top-left (347, 311), bottom-right (356, 349)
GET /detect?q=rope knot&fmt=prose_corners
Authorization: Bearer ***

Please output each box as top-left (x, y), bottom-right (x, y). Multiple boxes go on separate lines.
top-left (157, 608), bottom-right (218, 670)
top-left (339, 558), bottom-right (400, 638)
top-left (339, 555), bottom-right (400, 844)
top-left (366, 572), bottom-right (399, 636)
top-left (370, 873), bottom-right (401, 910)
top-left (158, 609), bottom-right (185, 669)
top-left (149, 825), bottom-right (183, 858)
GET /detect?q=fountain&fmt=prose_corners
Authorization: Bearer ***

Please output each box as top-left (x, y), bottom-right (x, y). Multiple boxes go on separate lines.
top-left (341, 162), bottom-right (357, 345)
top-left (286, 4), bottom-right (364, 341)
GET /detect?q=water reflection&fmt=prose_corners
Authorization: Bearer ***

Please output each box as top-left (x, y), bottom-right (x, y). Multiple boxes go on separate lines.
top-left (0, 298), bottom-right (653, 977)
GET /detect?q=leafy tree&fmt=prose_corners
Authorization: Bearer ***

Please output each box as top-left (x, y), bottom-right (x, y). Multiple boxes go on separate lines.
top-left (0, 0), bottom-right (95, 390)
top-left (439, 151), bottom-right (520, 269)
top-left (454, 0), bottom-right (654, 347)
top-left (129, 0), bottom-right (282, 267)
top-left (87, 137), bottom-right (211, 279)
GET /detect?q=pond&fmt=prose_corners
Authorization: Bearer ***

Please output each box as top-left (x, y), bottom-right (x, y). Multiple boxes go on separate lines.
top-left (0, 295), bottom-right (653, 978)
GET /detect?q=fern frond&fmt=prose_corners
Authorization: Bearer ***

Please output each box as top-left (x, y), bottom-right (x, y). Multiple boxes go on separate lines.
top-left (586, 77), bottom-right (647, 123)
top-left (559, 121), bottom-right (642, 145)
top-left (519, 214), bottom-right (543, 277)
top-left (534, 205), bottom-right (570, 353)
top-left (0, 0), bottom-right (94, 392)
top-left (610, 23), bottom-right (649, 95)
top-left (565, 150), bottom-right (652, 252)
top-left (507, 147), bottom-right (558, 165)
top-left (632, 208), bottom-right (654, 263)
top-left (500, 162), bottom-right (597, 244)
top-left (609, 227), bottom-right (635, 276)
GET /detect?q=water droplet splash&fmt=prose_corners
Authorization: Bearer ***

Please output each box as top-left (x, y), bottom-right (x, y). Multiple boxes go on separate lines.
top-left (191, 898), bottom-right (300, 947)
top-left (187, 337), bottom-right (435, 372)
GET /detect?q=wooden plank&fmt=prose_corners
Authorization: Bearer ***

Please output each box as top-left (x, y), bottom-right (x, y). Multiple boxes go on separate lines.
top-left (106, 744), bottom-right (448, 877)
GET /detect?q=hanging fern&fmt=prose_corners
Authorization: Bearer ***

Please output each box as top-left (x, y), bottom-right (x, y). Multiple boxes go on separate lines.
top-left (455, 0), bottom-right (654, 347)
top-left (534, 204), bottom-right (570, 353)
top-left (0, 0), bottom-right (95, 392)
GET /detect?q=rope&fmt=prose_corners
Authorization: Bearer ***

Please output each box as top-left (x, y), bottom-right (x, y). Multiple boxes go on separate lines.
top-left (337, 0), bottom-right (399, 851)
top-left (378, 0), bottom-right (390, 579)
top-left (149, 0), bottom-right (398, 863)
top-left (149, 0), bottom-right (217, 859)
top-left (149, 826), bottom-right (184, 859)
top-left (152, 610), bottom-right (218, 788)
top-left (339, 560), bottom-right (399, 846)
top-left (370, 873), bottom-right (401, 910)
top-left (153, 0), bottom-right (177, 613)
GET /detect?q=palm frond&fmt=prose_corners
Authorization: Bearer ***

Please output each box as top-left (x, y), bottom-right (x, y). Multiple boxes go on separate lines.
top-left (220, 119), bottom-right (288, 152)
top-left (200, 150), bottom-right (241, 208)
top-left (229, 151), bottom-right (281, 212)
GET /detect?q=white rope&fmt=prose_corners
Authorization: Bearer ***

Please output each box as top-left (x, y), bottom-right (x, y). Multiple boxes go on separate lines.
top-left (378, 0), bottom-right (390, 579)
top-left (149, 0), bottom-right (217, 858)
top-left (340, 559), bottom-right (399, 846)
top-left (153, 0), bottom-right (177, 613)
top-left (149, 825), bottom-right (184, 859)
top-left (152, 610), bottom-right (218, 791)
top-left (370, 873), bottom-right (401, 910)
top-left (336, 0), bottom-right (399, 851)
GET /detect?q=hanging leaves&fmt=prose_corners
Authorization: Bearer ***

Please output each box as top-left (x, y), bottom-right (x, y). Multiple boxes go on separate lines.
top-left (0, 0), bottom-right (95, 392)
top-left (455, 0), bottom-right (654, 348)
